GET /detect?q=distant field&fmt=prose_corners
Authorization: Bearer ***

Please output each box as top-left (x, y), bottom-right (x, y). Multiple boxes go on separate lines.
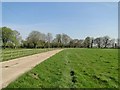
top-left (6, 48), bottom-right (118, 88)
top-left (2, 48), bottom-right (54, 61)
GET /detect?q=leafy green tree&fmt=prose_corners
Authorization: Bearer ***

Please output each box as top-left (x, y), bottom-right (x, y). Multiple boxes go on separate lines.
top-left (2, 27), bottom-right (14, 49)
top-left (0, 28), bottom-right (2, 47)
top-left (21, 40), bottom-right (28, 48)
top-left (1, 27), bottom-right (22, 49)
top-left (12, 30), bottom-right (22, 48)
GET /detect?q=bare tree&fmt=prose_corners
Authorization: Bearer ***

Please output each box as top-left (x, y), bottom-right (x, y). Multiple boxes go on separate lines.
top-left (73, 39), bottom-right (82, 48)
top-left (84, 37), bottom-right (91, 48)
top-left (46, 33), bottom-right (53, 48)
top-left (94, 37), bottom-right (103, 48)
top-left (55, 34), bottom-right (62, 47)
top-left (102, 36), bottom-right (110, 48)
top-left (109, 39), bottom-right (115, 48)
top-left (90, 37), bottom-right (94, 48)
top-left (61, 33), bottom-right (71, 46)
top-left (27, 31), bottom-right (41, 48)
top-left (116, 38), bottom-right (120, 48)
top-left (40, 33), bottom-right (46, 41)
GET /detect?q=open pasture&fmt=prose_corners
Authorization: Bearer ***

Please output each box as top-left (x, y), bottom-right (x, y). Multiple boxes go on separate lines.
top-left (6, 48), bottom-right (118, 88)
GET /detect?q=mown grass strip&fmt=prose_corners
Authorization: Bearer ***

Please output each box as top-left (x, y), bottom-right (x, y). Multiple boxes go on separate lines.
top-left (2, 48), bottom-right (55, 61)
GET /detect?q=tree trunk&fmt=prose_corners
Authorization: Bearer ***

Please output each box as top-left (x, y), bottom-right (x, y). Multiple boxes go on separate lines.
top-left (34, 43), bottom-right (37, 48)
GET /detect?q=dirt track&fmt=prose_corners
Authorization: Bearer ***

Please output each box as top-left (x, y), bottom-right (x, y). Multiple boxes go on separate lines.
top-left (0, 49), bottom-right (63, 89)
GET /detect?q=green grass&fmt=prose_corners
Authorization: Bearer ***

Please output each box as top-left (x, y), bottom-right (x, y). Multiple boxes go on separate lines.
top-left (2, 48), bottom-right (54, 61)
top-left (6, 48), bottom-right (118, 88)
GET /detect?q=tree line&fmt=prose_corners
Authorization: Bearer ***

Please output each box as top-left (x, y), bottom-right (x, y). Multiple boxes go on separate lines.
top-left (0, 27), bottom-right (120, 49)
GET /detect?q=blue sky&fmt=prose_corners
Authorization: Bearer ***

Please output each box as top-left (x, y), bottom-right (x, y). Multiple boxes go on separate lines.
top-left (2, 2), bottom-right (118, 39)
top-left (1, 0), bottom-right (119, 2)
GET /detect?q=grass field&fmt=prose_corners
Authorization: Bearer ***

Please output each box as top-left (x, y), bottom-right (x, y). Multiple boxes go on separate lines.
top-left (6, 48), bottom-right (118, 88)
top-left (2, 48), bottom-right (54, 61)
